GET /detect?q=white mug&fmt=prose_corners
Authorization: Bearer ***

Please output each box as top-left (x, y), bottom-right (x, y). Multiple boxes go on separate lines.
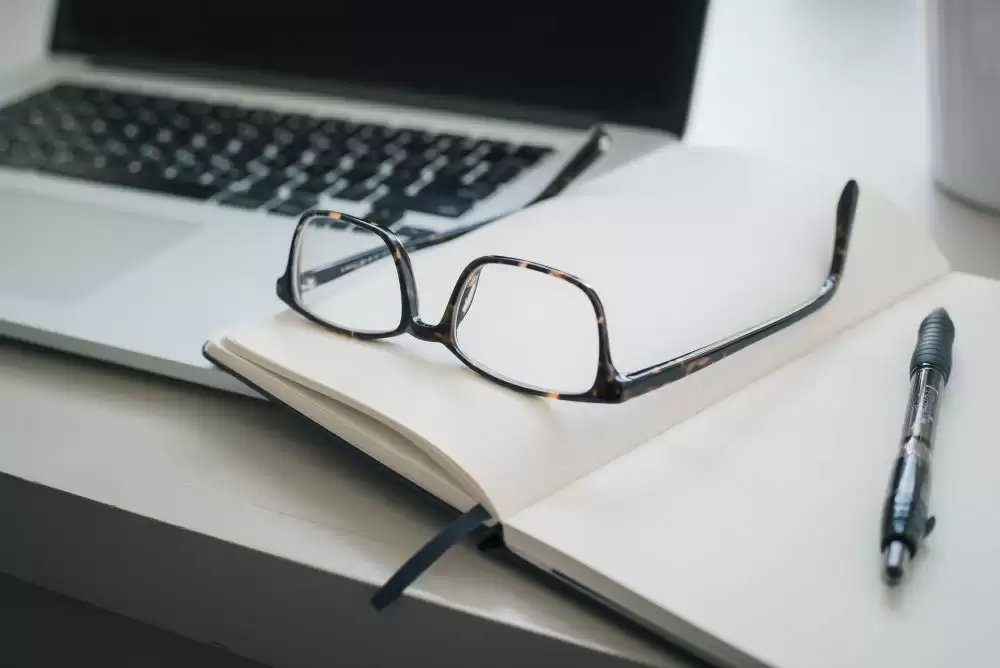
top-left (927, 0), bottom-right (1000, 213)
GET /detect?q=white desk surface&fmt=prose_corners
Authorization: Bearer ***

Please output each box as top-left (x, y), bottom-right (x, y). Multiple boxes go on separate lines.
top-left (4, 1), bottom-right (1000, 667)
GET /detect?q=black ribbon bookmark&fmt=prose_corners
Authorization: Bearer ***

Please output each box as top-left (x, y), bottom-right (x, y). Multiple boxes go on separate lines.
top-left (371, 504), bottom-right (492, 611)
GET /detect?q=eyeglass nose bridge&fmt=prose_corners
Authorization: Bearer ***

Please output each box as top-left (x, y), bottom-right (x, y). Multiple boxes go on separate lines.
top-left (405, 258), bottom-right (498, 347)
top-left (407, 317), bottom-right (453, 345)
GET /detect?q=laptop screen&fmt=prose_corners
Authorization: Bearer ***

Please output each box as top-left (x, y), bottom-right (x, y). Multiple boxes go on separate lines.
top-left (49, 2), bottom-right (708, 136)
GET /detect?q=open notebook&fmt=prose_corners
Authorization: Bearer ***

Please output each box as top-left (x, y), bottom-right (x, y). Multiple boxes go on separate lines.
top-left (205, 145), bottom-right (1000, 668)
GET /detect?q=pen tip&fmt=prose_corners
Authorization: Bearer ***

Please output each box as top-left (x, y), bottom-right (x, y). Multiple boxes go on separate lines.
top-left (883, 541), bottom-right (910, 586)
top-left (884, 564), bottom-right (904, 586)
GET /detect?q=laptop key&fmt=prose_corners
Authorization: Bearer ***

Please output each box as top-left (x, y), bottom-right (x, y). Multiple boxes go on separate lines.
top-left (292, 174), bottom-right (337, 196)
top-left (400, 132), bottom-right (436, 153)
top-left (197, 171), bottom-right (231, 189)
top-left (395, 225), bottom-right (436, 241)
top-left (217, 193), bottom-right (271, 210)
top-left (337, 180), bottom-right (381, 201)
top-left (441, 142), bottom-right (473, 161)
top-left (513, 144), bottom-right (552, 165)
top-left (311, 147), bottom-right (350, 170)
top-left (298, 159), bottom-right (340, 177)
top-left (340, 161), bottom-right (382, 185)
top-left (380, 168), bottom-right (422, 191)
top-left (417, 179), bottom-right (494, 201)
top-left (396, 151), bottom-right (433, 173)
top-left (481, 158), bottom-right (523, 185)
top-left (434, 158), bottom-right (478, 179)
top-left (210, 104), bottom-right (243, 120)
top-left (281, 114), bottom-right (320, 132)
top-left (0, 142), bottom-right (43, 169)
top-left (248, 109), bottom-right (282, 126)
top-left (316, 118), bottom-right (353, 136)
top-left (414, 196), bottom-right (474, 218)
top-left (268, 193), bottom-right (317, 217)
top-left (418, 169), bottom-right (468, 192)
top-left (482, 142), bottom-right (515, 163)
top-left (460, 181), bottom-right (496, 200)
top-left (352, 124), bottom-right (383, 141)
top-left (138, 143), bottom-right (165, 163)
top-left (365, 205), bottom-right (406, 228)
top-left (378, 193), bottom-right (474, 218)
top-left (164, 164), bottom-right (203, 183)
top-left (239, 174), bottom-right (290, 199)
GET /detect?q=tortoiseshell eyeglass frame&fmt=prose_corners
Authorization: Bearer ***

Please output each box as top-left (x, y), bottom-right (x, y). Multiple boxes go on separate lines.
top-left (276, 180), bottom-right (858, 403)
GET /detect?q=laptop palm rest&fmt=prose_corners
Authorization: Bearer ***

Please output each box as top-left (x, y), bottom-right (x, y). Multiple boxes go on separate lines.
top-left (0, 189), bottom-right (199, 304)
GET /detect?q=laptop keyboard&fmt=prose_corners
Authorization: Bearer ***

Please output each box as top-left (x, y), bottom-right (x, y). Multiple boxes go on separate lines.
top-left (0, 83), bottom-right (553, 225)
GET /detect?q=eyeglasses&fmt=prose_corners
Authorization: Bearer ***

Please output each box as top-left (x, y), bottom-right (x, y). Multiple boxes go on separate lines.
top-left (276, 180), bottom-right (858, 403)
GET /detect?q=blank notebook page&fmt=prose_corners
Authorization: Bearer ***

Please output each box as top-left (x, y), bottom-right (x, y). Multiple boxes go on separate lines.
top-left (507, 272), bottom-right (1000, 668)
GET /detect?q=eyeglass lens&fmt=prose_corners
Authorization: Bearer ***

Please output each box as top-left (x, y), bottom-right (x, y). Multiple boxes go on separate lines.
top-left (453, 263), bottom-right (600, 394)
top-left (293, 214), bottom-right (403, 335)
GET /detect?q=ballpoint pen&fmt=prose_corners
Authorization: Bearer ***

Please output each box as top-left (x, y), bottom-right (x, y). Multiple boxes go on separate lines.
top-left (881, 307), bottom-right (955, 585)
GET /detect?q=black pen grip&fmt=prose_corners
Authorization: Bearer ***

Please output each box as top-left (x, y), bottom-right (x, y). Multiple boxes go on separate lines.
top-left (910, 308), bottom-right (955, 380)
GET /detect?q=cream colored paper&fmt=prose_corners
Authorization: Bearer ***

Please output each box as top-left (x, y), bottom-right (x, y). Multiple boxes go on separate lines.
top-left (215, 145), bottom-right (948, 518)
top-left (507, 272), bottom-right (1000, 668)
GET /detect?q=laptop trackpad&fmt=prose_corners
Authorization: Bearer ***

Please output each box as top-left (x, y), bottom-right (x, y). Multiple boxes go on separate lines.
top-left (0, 190), bottom-right (200, 304)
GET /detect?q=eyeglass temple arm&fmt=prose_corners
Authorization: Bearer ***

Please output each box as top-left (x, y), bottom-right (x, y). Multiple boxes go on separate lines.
top-left (618, 179), bottom-right (859, 402)
top-left (297, 224), bottom-right (484, 287)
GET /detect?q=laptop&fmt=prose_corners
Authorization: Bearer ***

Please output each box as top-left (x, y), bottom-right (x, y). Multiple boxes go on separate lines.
top-left (0, 1), bottom-right (709, 394)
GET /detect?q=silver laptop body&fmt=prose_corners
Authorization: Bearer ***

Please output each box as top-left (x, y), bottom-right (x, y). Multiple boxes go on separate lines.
top-left (0, 1), bottom-right (708, 394)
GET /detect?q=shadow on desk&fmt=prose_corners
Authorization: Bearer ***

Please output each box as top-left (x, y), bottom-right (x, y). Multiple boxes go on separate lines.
top-left (0, 572), bottom-right (271, 668)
